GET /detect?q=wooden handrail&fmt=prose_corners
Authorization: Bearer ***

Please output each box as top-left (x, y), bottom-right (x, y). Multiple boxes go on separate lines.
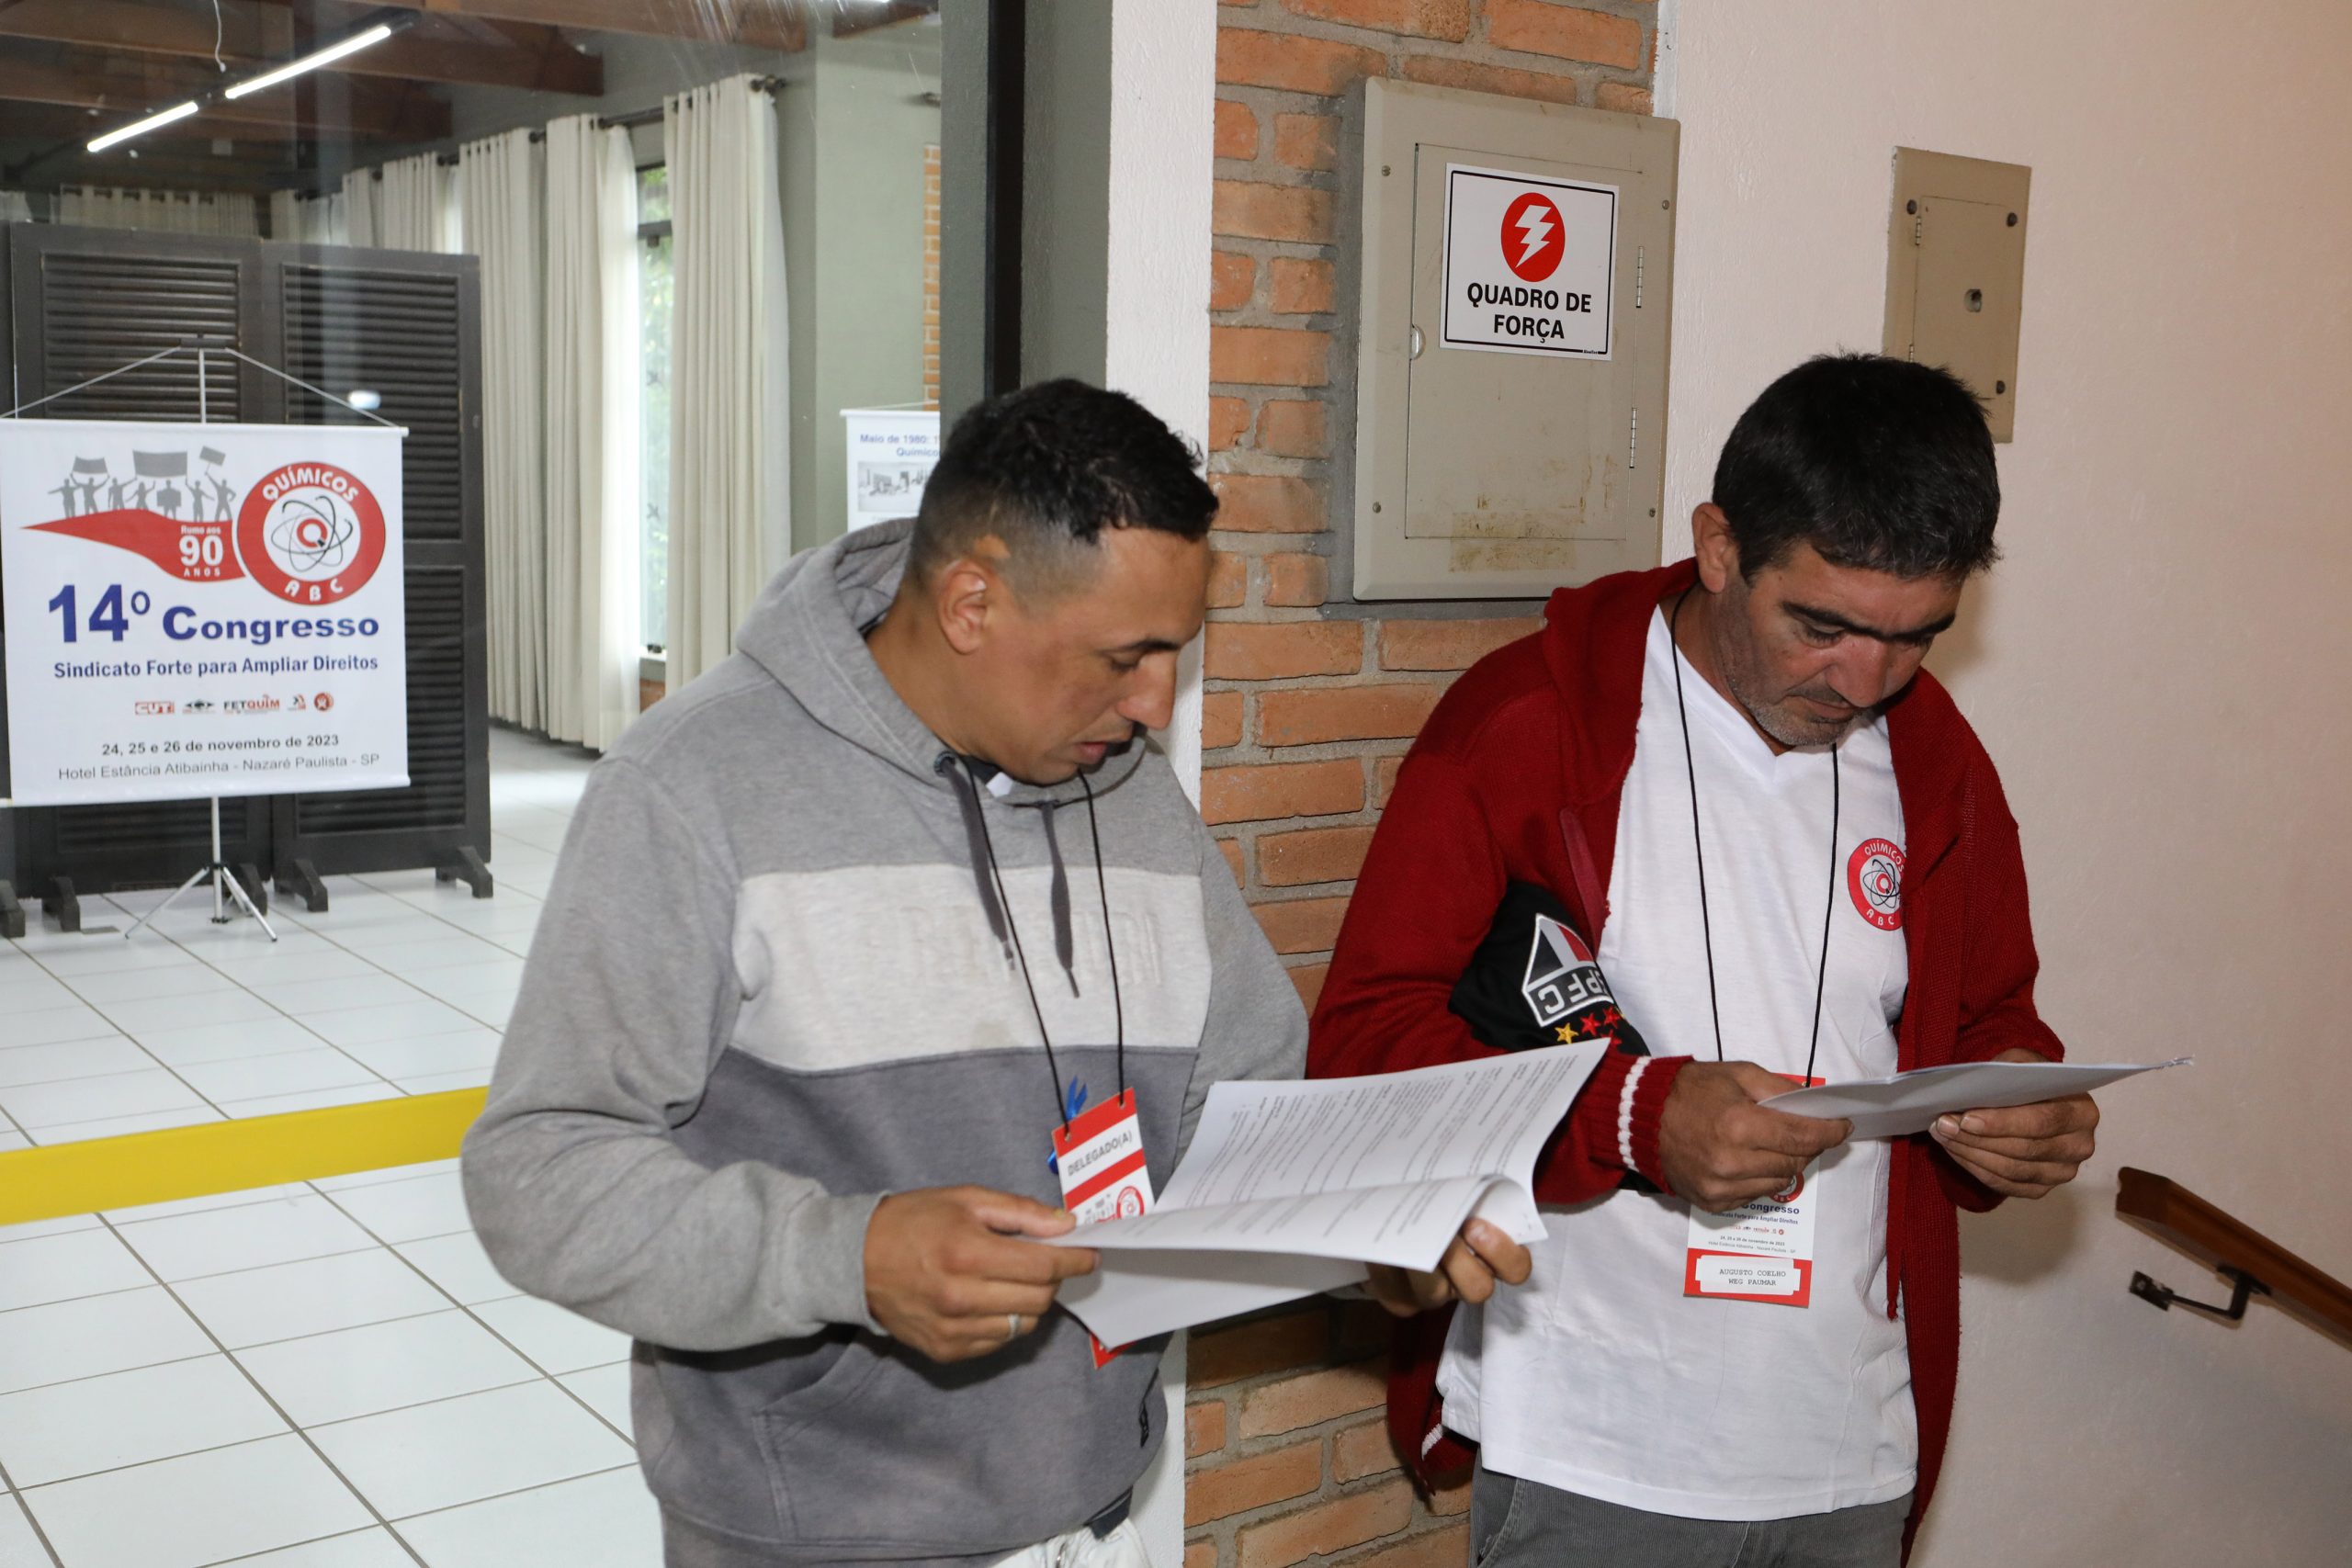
top-left (2116, 1168), bottom-right (2352, 1348)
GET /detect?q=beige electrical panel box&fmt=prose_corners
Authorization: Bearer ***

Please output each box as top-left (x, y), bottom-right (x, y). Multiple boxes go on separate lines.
top-left (1349, 79), bottom-right (1677, 600)
top-left (1883, 148), bottom-right (2030, 442)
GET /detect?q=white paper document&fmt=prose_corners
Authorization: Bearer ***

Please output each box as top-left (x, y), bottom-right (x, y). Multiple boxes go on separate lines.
top-left (1049, 1043), bottom-right (1610, 1347)
top-left (1762, 1056), bottom-right (2189, 1139)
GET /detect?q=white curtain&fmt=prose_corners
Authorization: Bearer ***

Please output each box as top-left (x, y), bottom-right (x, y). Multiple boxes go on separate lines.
top-left (54, 187), bottom-right (260, 236)
top-left (542, 116), bottom-right (643, 750)
top-left (342, 169), bottom-right (379, 248)
top-left (268, 189), bottom-right (349, 245)
top-left (0, 191), bottom-right (30, 224)
top-left (460, 130), bottom-right (548, 730)
top-left (379, 154), bottom-right (462, 253)
top-left (666, 74), bottom-right (788, 687)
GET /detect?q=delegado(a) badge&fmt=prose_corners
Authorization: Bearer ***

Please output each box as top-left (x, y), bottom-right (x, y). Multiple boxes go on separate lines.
top-left (1847, 838), bottom-right (1905, 931)
top-left (235, 461), bottom-right (388, 605)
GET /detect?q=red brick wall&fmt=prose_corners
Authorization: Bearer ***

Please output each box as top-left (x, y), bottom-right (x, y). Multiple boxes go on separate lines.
top-left (1193, 1), bottom-right (1657, 1562)
top-left (924, 142), bottom-right (943, 411)
top-left (1184, 1298), bottom-right (1471, 1568)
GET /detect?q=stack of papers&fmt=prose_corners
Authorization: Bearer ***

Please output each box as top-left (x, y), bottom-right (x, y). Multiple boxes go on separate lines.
top-left (1050, 1043), bottom-right (1609, 1346)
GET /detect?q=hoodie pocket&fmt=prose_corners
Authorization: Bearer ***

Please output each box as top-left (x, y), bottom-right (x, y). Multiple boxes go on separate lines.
top-left (752, 1320), bottom-right (1157, 1553)
top-left (751, 1336), bottom-right (890, 1531)
top-left (639, 1331), bottom-right (876, 1544)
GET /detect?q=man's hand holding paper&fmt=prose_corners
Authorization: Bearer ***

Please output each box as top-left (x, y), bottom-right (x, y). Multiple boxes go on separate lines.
top-left (1657, 1060), bottom-right (1854, 1213)
top-left (863, 1186), bottom-right (1099, 1363)
top-left (1927, 1047), bottom-right (2102, 1198)
top-left (1365, 1217), bottom-right (1533, 1317)
top-left (1639, 1047), bottom-right (2144, 1215)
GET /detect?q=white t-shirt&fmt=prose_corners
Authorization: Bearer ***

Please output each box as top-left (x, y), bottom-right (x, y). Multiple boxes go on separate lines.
top-left (1438, 607), bottom-right (1917, 1519)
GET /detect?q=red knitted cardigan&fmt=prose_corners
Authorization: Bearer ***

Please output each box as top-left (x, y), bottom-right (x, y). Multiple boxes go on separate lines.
top-left (1308, 559), bottom-right (2065, 1558)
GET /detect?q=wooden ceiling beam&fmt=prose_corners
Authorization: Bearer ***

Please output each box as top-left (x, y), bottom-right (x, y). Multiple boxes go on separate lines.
top-left (0, 100), bottom-right (315, 149)
top-left (0, 51), bottom-right (451, 144)
top-left (0, 0), bottom-right (603, 96)
top-left (368, 0), bottom-right (807, 54)
top-left (834, 2), bottom-right (937, 41)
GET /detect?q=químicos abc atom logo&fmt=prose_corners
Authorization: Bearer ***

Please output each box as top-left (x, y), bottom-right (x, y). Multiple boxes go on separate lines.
top-left (235, 462), bottom-right (388, 605)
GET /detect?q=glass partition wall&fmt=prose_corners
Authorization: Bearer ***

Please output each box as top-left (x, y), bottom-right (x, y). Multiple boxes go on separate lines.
top-left (0, 6), bottom-right (1003, 1563)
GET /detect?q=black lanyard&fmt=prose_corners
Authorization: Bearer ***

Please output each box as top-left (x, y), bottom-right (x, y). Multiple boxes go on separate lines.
top-left (1666, 592), bottom-right (1839, 1089)
top-left (961, 762), bottom-right (1127, 1131)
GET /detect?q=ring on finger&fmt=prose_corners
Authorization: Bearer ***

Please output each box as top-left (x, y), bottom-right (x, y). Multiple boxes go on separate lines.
top-left (1005, 1312), bottom-right (1023, 1342)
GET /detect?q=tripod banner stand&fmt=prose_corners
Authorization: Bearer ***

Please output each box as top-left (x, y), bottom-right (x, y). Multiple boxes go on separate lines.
top-left (0, 345), bottom-right (410, 939)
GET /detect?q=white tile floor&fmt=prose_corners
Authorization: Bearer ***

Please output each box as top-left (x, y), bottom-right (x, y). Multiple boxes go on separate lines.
top-left (0, 729), bottom-right (669, 1567)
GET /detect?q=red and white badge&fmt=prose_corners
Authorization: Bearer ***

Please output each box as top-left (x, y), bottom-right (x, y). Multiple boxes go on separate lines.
top-left (235, 461), bottom-right (388, 605)
top-left (1847, 839), bottom-right (1905, 931)
top-left (1684, 1076), bottom-right (1822, 1308)
top-left (1053, 1089), bottom-right (1155, 1365)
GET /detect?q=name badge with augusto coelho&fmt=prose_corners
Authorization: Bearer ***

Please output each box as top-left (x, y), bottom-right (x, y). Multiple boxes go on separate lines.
top-left (1683, 1076), bottom-right (1823, 1308)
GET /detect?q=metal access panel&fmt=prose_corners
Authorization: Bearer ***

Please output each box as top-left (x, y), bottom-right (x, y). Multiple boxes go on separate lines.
top-left (1351, 78), bottom-right (1676, 600)
top-left (1883, 148), bottom-right (2030, 442)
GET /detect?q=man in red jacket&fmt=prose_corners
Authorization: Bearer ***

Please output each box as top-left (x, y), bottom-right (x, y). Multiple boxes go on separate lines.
top-left (1314, 355), bottom-right (2099, 1565)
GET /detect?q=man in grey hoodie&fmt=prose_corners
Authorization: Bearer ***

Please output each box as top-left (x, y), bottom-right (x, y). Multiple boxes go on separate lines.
top-left (462, 381), bottom-right (1307, 1566)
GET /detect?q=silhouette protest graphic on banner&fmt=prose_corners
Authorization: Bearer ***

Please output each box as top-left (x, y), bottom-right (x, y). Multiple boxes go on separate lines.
top-left (29, 442), bottom-right (253, 583)
top-left (199, 446), bottom-right (239, 522)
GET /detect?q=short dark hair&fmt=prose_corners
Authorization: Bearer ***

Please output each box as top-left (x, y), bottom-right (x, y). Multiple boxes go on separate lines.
top-left (910, 378), bottom-right (1217, 595)
top-left (1711, 353), bottom-right (2000, 581)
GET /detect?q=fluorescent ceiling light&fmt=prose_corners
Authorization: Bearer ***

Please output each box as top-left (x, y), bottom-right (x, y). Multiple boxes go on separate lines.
top-left (224, 23), bottom-right (395, 100)
top-left (86, 100), bottom-right (200, 153)
top-left (82, 15), bottom-right (401, 155)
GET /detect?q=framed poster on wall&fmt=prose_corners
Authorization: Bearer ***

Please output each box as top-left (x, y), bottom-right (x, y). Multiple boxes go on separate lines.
top-left (842, 408), bottom-right (941, 534)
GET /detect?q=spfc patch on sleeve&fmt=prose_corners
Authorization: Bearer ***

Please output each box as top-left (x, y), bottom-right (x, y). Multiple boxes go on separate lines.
top-left (1522, 913), bottom-right (1615, 1032)
top-left (1450, 881), bottom-right (1645, 1057)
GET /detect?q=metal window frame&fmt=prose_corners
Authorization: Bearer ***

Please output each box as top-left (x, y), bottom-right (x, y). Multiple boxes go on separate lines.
top-left (983, 0), bottom-right (1025, 398)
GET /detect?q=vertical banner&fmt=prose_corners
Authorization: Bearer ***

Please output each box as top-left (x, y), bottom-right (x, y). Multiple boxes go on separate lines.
top-left (842, 409), bottom-right (941, 534)
top-left (0, 420), bottom-right (410, 806)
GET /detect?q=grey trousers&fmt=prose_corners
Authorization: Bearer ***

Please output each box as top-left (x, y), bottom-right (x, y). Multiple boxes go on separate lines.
top-left (1470, 1463), bottom-right (1912, 1568)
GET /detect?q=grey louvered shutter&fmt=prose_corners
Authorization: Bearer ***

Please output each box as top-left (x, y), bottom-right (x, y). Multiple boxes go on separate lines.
top-left (0, 225), bottom-right (276, 900)
top-left (264, 248), bottom-right (488, 881)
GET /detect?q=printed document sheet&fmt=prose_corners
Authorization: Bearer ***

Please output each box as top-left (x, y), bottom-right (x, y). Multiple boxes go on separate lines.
top-left (1763, 1057), bottom-right (2189, 1139)
top-left (1051, 1043), bottom-right (1608, 1346)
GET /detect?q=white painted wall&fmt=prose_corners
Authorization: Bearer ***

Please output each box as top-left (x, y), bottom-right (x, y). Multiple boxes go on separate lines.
top-left (1660, 5), bottom-right (2352, 1562)
top-left (1099, 5), bottom-right (1216, 1561)
top-left (1105, 0), bottom-right (1216, 815)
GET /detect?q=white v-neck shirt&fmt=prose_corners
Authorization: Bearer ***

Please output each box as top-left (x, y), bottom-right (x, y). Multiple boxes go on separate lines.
top-left (1438, 608), bottom-right (1917, 1519)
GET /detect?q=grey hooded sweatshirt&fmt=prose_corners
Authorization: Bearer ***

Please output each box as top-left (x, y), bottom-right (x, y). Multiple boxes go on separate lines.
top-left (462, 517), bottom-right (1306, 1566)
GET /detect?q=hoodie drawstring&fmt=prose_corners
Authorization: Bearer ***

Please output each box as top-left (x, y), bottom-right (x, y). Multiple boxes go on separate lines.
top-left (939, 753), bottom-right (1012, 962)
top-left (1080, 774), bottom-right (1125, 1099)
top-left (937, 752), bottom-right (1127, 1127)
top-left (1036, 801), bottom-right (1079, 998)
